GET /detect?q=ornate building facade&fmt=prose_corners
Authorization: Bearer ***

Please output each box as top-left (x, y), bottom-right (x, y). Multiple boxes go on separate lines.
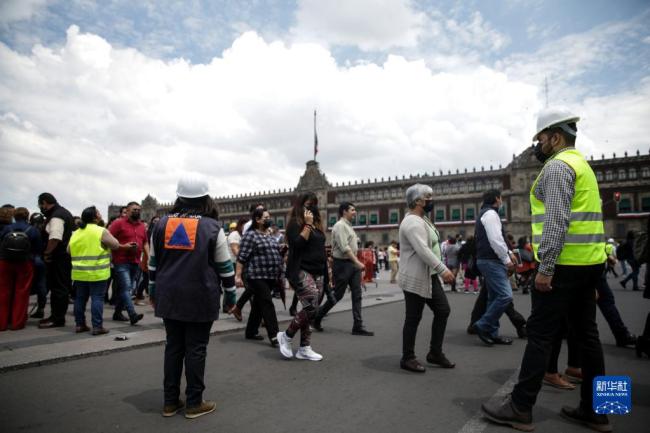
top-left (123, 148), bottom-right (650, 246)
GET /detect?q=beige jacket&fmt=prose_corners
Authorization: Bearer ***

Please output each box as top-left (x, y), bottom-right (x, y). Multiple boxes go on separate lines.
top-left (398, 213), bottom-right (448, 298)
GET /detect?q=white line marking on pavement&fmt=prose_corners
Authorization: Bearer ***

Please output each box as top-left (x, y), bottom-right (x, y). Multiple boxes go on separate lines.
top-left (457, 368), bottom-right (520, 433)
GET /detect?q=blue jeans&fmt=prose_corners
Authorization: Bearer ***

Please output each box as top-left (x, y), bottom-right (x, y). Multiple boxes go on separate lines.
top-left (114, 263), bottom-right (139, 318)
top-left (475, 259), bottom-right (513, 338)
top-left (74, 280), bottom-right (107, 328)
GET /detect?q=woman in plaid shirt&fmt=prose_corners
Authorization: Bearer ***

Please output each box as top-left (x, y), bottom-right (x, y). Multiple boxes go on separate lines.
top-left (235, 207), bottom-right (282, 347)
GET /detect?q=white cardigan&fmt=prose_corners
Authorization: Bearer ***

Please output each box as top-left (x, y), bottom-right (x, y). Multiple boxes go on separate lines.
top-left (398, 213), bottom-right (449, 298)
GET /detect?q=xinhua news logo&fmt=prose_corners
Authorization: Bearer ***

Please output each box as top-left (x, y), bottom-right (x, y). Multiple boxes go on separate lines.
top-left (593, 376), bottom-right (631, 415)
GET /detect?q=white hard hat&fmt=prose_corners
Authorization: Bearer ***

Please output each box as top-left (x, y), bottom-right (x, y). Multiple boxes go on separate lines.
top-left (176, 174), bottom-right (210, 198)
top-left (533, 107), bottom-right (580, 141)
top-left (607, 238), bottom-right (615, 243)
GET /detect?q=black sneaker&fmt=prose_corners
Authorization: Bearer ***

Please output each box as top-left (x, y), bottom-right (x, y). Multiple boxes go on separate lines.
top-left (113, 313), bottom-right (129, 322)
top-left (129, 313), bottom-right (144, 325)
top-left (481, 395), bottom-right (534, 432)
top-left (352, 328), bottom-right (374, 336)
top-left (615, 333), bottom-right (637, 348)
top-left (312, 318), bottom-right (323, 332)
top-left (30, 309), bottom-right (45, 319)
top-left (560, 406), bottom-right (612, 432)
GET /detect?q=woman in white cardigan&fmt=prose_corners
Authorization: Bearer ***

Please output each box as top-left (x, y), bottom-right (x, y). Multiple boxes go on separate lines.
top-left (398, 184), bottom-right (456, 373)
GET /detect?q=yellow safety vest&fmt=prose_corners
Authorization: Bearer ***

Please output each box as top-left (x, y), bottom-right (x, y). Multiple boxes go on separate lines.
top-left (530, 148), bottom-right (606, 266)
top-left (69, 224), bottom-right (111, 281)
top-left (605, 243), bottom-right (614, 257)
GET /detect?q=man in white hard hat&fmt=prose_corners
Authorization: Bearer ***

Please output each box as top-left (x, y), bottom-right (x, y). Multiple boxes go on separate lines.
top-left (482, 108), bottom-right (611, 432)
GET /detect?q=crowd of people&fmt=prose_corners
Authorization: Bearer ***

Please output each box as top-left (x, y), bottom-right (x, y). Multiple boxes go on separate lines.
top-left (0, 107), bottom-right (649, 431)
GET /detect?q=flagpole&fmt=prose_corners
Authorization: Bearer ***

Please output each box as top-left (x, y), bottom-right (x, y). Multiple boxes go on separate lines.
top-left (313, 109), bottom-right (318, 161)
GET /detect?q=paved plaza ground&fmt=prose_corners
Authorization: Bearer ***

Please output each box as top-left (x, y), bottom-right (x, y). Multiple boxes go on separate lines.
top-left (0, 269), bottom-right (648, 433)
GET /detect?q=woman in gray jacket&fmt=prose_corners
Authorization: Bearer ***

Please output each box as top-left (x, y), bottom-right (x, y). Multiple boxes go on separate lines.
top-left (398, 184), bottom-right (456, 372)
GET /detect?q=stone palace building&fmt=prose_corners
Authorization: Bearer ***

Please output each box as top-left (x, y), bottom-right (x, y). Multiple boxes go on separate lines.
top-left (111, 148), bottom-right (650, 247)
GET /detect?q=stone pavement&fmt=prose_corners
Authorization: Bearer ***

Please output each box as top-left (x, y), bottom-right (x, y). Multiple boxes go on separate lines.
top-left (0, 270), bottom-right (404, 372)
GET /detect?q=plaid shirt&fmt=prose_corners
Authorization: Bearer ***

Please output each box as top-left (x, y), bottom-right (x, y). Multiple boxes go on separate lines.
top-left (533, 147), bottom-right (576, 275)
top-left (237, 229), bottom-right (283, 280)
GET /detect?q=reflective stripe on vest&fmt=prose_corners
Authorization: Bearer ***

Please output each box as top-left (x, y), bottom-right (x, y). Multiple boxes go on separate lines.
top-left (530, 148), bottom-right (606, 266)
top-left (69, 224), bottom-right (111, 281)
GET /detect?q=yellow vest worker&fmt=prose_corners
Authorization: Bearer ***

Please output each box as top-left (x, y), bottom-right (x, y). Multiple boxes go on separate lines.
top-left (481, 108), bottom-right (611, 432)
top-left (69, 224), bottom-right (111, 282)
top-left (530, 148), bottom-right (606, 266)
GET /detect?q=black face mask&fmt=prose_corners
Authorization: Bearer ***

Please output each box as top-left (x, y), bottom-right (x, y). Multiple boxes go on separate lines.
top-left (262, 220), bottom-right (272, 230)
top-left (130, 212), bottom-right (141, 221)
top-left (533, 141), bottom-right (549, 163)
top-left (306, 205), bottom-right (319, 215)
top-left (423, 200), bottom-right (434, 213)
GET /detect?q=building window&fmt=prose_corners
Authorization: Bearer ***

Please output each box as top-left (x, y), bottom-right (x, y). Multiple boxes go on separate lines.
top-left (467, 182), bottom-right (475, 192)
top-left (596, 171), bottom-right (603, 181)
top-left (451, 208), bottom-right (461, 221)
top-left (641, 167), bottom-right (650, 178)
top-left (618, 169), bottom-right (626, 180)
top-left (329, 214), bottom-right (337, 227)
top-left (605, 170), bottom-right (614, 181)
top-left (358, 213), bottom-right (367, 225)
top-left (498, 204), bottom-right (506, 218)
top-left (275, 217), bottom-right (285, 229)
top-left (369, 212), bottom-right (378, 225)
top-left (618, 197), bottom-right (632, 213)
top-left (465, 207), bottom-right (475, 220)
top-left (629, 168), bottom-right (637, 179)
top-left (389, 209), bottom-right (400, 224)
top-left (434, 184), bottom-right (442, 194)
top-left (351, 214), bottom-right (357, 225)
top-left (435, 209), bottom-right (445, 222)
top-left (451, 183), bottom-right (459, 193)
top-left (638, 196), bottom-right (650, 212)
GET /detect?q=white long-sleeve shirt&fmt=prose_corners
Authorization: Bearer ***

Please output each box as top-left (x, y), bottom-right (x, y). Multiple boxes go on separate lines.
top-left (480, 209), bottom-right (512, 266)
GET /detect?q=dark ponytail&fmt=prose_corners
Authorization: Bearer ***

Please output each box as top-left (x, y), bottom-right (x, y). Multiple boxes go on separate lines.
top-left (80, 206), bottom-right (98, 229)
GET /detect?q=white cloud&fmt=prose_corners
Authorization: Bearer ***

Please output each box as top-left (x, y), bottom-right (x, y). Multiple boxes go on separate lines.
top-left (0, 0), bottom-right (47, 25)
top-left (0, 26), bottom-right (647, 217)
top-left (579, 77), bottom-right (650, 158)
top-left (292, 0), bottom-right (426, 51)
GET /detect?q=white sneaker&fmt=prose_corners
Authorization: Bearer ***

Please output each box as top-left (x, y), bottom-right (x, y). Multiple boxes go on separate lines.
top-left (277, 331), bottom-right (293, 358)
top-left (295, 346), bottom-right (323, 361)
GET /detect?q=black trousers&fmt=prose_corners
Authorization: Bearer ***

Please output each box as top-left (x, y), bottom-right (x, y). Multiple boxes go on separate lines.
top-left (511, 264), bottom-right (605, 413)
top-left (316, 259), bottom-right (363, 329)
top-left (46, 255), bottom-right (72, 324)
top-left (402, 277), bottom-right (451, 360)
top-left (469, 279), bottom-right (526, 330)
top-left (163, 319), bottom-right (213, 407)
top-left (245, 279), bottom-right (279, 341)
top-left (547, 318), bottom-right (581, 373)
top-left (596, 273), bottom-right (630, 341)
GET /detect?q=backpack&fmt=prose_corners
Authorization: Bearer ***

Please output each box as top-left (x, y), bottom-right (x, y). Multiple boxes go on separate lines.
top-left (632, 231), bottom-right (648, 264)
top-left (0, 226), bottom-right (32, 261)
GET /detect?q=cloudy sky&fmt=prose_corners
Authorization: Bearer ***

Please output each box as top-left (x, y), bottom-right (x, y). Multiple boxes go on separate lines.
top-left (1, 0), bottom-right (649, 216)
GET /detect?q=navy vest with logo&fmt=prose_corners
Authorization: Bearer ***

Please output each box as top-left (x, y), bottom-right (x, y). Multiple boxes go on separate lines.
top-left (474, 206), bottom-right (507, 261)
top-left (152, 214), bottom-right (223, 322)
